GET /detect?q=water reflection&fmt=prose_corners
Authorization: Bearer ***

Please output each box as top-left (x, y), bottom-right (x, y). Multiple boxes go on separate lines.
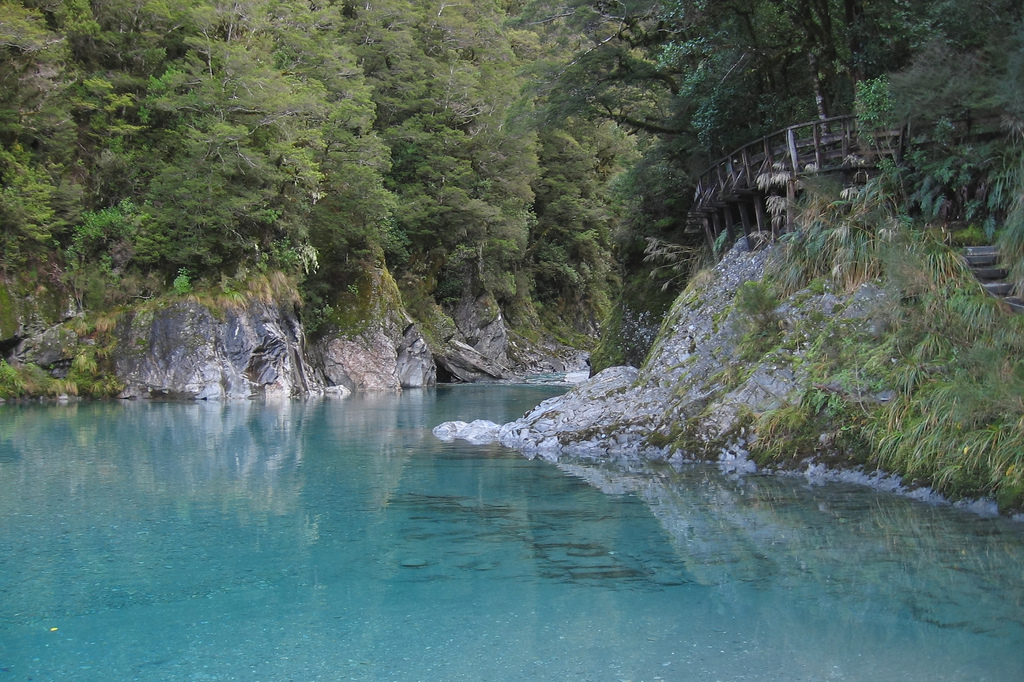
top-left (555, 456), bottom-right (1024, 638)
top-left (2, 391), bottom-right (1022, 681)
top-left (0, 401), bottom-right (324, 627)
top-left (0, 400), bottom-right (308, 515)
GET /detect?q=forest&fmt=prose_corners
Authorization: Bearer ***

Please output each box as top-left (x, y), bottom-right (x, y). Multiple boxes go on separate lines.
top-left (1, 0), bottom-right (1022, 339)
top-left (4, 1), bottom-right (1024, 503)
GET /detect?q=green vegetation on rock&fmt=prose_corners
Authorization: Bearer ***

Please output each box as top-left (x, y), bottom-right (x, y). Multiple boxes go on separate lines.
top-left (738, 174), bottom-right (1024, 512)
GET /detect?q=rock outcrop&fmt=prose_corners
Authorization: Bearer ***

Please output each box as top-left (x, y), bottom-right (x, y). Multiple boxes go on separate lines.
top-left (309, 322), bottom-right (435, 391)
top-left (439, 239), bottom-right (890, 464)
top-left (3, 282), bottom-right (76, 362)
top-left (308, 265), bottom-right (437, 391)
top-left (114, 299), bottom-right (331, 400)
top-left (3, 259), bottom-right (589, 399)
top-left (453, 292), bottom-right (509, 366)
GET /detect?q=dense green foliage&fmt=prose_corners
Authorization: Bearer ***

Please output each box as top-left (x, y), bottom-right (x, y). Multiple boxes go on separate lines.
top-left (520, 0), bottom-right (1022, 234)
top-left (1, 0), bottom-right (634, 340)
top-left (505, 0), bottom-right (1022, 366)
top-left (744, 174), bottom-right (1024, 511)
top-left (5, 0), bottom-right (1022, 346)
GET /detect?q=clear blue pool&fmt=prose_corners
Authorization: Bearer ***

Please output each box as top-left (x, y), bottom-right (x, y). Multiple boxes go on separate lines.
top-left (1, 386), bottom-right (1022, 680)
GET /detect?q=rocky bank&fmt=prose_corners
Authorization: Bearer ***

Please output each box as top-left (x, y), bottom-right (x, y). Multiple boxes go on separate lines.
top-left (2, 266), bottom-right (585, 400)
top-left (437, 239), bottom-right (891, 468)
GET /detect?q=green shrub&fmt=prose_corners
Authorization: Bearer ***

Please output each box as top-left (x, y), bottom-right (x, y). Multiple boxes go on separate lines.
top-left (0, 361), bottom-right (26, 398)
top-left (172, 268), bottom-right (192, 296)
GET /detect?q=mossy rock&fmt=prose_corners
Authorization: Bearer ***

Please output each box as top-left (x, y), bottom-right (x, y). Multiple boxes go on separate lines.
top-left (0, 284), bottom-right (17, 342)
top-left (326, 263), bottom-right (406, 338)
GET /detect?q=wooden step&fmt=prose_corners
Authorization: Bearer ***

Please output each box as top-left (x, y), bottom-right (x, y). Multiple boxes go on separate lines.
top-left (964, 245), bottom-right (1000, 257)
top-left (1005, 298), bottom-right (1024, 315)
top-left (984, 281), bottom-right (1013, 296)
top-left (965, 252), bottom-right (999, 267)
top-left (971, 266), bottom-right (1008, 280)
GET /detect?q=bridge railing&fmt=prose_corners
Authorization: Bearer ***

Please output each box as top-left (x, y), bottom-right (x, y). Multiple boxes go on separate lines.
top-left (689, 115), bottom-right (905, 247)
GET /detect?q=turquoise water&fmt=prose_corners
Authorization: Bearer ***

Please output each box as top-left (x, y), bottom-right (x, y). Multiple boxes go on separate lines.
top-left (1, 386), bottom-right (1022, 681)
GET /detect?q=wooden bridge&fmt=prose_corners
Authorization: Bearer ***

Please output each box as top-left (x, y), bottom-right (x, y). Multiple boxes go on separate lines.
top-left (687, 114), bottom-right (904, 249)
top-left (687, 114), bottom-right (1022, 313)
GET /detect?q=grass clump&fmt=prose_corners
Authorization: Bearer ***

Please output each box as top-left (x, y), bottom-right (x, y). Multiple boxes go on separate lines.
top-left (733, 281), bottom-right (782, 360)
top-left (0, 360), bottom-right (27, 398)
top-left (751, 173), bottom-right (1024, 511)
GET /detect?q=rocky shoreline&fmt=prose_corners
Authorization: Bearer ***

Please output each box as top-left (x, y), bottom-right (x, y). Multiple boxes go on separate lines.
top-left (433, 239), bottom-right (1021, 520)
top-left (2, 266), bottom-right (586, 400)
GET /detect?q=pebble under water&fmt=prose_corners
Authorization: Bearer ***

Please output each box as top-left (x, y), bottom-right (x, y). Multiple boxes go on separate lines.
top-left (0, 385), bottom-right (1022, 681)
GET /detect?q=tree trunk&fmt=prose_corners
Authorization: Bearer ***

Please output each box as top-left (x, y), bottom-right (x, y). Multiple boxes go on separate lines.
top-left (808, 51), bottom-right (828, 121)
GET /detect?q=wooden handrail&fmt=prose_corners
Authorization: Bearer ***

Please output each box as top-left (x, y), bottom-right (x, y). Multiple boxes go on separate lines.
top-left (687, 114), bottom-right (907, 249)
top-left (697, 115), bottom-right (858, 181)
top-left (691, 114), bottom-right (905, 211)
top-left (687, 113), bottom-right (1002, 251)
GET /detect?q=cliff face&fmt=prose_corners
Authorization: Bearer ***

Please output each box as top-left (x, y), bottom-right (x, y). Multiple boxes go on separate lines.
top-left (1, 262), bottom-right (585, 399)
top-left (493, 240), bottom-right (889, 463)
top-left (113, 300), bottom-right (327, 400)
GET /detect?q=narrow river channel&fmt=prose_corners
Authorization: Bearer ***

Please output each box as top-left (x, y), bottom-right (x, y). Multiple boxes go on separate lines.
top-left (1, 384), bottom-right (1022, 680)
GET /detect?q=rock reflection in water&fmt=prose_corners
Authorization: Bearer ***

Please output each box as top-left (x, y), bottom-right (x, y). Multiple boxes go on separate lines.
top-left (2, 390), bottom-right (1022, 681)
top-left (554, 455), bottom-right (1024, 638)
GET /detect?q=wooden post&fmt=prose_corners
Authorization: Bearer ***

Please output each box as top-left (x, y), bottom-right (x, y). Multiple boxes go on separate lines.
top-left (723, 204), bottom-right (736, 243)
top-left (741, 147), bottom-right (753, 191)
top-left (702, 216), bottom-right (714, 252)
top-left (786, 179), bottom-right (797, 232)
top-left (753, 195), bottom-right (769, 239)
top-left (813, 123), bottom-right (823, 169)
top-left (738, 200), bottom-right (754, 249)
top-left (787, 127), bottom-right (799, 173)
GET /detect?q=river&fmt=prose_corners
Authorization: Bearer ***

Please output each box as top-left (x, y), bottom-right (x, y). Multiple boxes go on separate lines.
top-left (1, 385), bottom-right (1022, 680)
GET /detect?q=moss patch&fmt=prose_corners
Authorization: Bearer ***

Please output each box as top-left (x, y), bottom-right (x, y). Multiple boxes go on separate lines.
top-left (0, 284), bottom-right (17, 341)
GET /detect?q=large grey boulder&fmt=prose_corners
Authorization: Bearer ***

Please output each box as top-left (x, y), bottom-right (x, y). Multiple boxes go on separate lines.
top-left (436, 339), bottom-right (508, 382)
top-left (312, 330), bottom-right (400, 391)
top-left (113, 300), bottom-right (324, 400)
top-left (432, 419), bottom-right (502, 444)
top-left (307, 264), bottom-right (437, 391)
top-left (2, 282), bottom-right (76, 360)
top-left (309, 323), bottom-right (434, 391)
top-left (16, 324), bottom-right (82, 376)
top-left (453, 292), bottom-right (508, 365)
top-left (396, 324), bottom-right (435, 388)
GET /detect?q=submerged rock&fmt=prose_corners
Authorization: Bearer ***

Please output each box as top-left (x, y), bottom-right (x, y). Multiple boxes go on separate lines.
top-left (432, 419), bottom-right (502, 444)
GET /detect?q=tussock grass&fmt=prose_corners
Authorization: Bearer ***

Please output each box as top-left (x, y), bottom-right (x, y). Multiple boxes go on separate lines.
top-left (0, 360), bottom-right (27, 398)
top-left (751, 177), bottom-right (1024, 511)
top-left (191, 271), bottom-right (302, 312)
top-left (998, 154), bottom-right (1024, 296)
top-left (769, 175), bottom-right (903, 296)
